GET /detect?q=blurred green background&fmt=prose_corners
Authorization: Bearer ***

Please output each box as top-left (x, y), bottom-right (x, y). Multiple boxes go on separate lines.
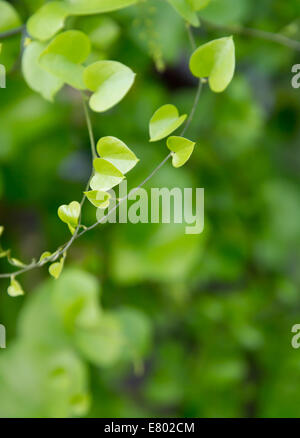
top-left (1, 0), bottom-right (300, 418)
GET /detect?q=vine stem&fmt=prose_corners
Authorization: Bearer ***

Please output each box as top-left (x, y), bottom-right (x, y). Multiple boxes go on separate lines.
top-left (0, 25), bottom-right (25, 39)
top-left (0, 26), bottom-right (203, 280)
top-left (202, 20), bottom-right (300, 52)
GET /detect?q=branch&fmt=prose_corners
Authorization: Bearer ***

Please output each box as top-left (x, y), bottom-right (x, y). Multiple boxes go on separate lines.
top-left (0, 27), bottom-right (204, 280)
top-left (0, 25), bottom-right (25, 40)
top-left (202, 19), bottom-right (300, 52)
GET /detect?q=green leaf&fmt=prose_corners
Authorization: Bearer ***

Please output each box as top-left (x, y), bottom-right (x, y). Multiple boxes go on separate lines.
top-left (26, 1), bottom-right (138, 42)
top-left (49, 256), bottom-right (65, 280)
top-left (149, 104), bottom-right (187, 142)
top-left (8, 256), bottom-right (26, 268)
top-left (0, 0), bottom-right (21, 32)
top-left (39, 251), bottom-right (52, 262)
top-left (96, 136), bottom-right (139, 174)
top-left (22, 41), bottom-right (63, 101)
top-left (90, 158), bottom-right (124, 192)
top-left (84, 60), bottom-right (135, 112)
top-left (58, 201), bottom-right (81, 234)
top-left (52, 268), bottom-right (101, 330)
top-left (188, 0), bottom-right (211, 11)
top-left (74, 313), bottom-right (124, 367)
top-left (7, 278), bottom-right (24, 297)
top-left (40, 30), bottom-right (91, 90)
top-left (0, 226), bottom-right (4, 237)
top-left (27, 2), bottom-right (69, 41)
top-left (167, 136), bottom-right (196, 168)
top-left (167, 0), bottom-right (200, 27)
top-left (84, 190), bottom-right (111, 209)
top-left (189, 36), bottom-right (235, 92)
top-left (66, 0), bottom-right (139, 15)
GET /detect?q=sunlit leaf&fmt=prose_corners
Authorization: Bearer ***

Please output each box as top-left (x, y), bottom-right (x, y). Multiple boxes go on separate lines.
top-left (39, 251), bottom-right (52, 263)
top-left (190, 36), bottom-right (235, 92)
top-left (96, 136), bottom-right (139, 174)
top-left (84, 190), bottom-right (111, 209)
top-left (49, 256), bottom-right (65, 280)
top-left (40, 30), bottom-right (91, 90)
top-left (149, 104), bottom-right (187, 142)
top-left (0, 226), bottom-right (4, 237)
top-left (84, 60), bottom-right (135, 112)
top-left (7, 278), bottom-right (24, 297)
top-left (90, 158), bottom-right (124, 192)
top-left (8, 257), bottom-right (26, 268)
top-left (66, 0), bottom-right (138, 15)
top-left (167, 0), bottom-right (199, 27)
top-left (58, 201), bottom-right (81, 234)
top-left (0, 0), bottom-right (21, 31)
top-left (167, 136), bottom-right (196, 167)
top-left (22, 41), bottom-right (63, 101)
top-left (27, 2), bottom-right (69, 41)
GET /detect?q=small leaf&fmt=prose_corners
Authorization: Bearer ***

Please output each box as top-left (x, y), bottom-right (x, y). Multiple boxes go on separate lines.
top-left (66, 0), bottom-right (138, 15)
top-left (90, 158), bottom-right (124, 192)
top-left (84, 60), bottom-right (135, 112)
top-left (39, 251), bottom-right (52, 263)
top-left (84, 190), bottom-right (111, 209)
top-left (27, 2), bottom-right (69, 41)
top-left (167, 136), bottom-right (196, 168)
top-left (49, 256), bottom-right (65, 280)
top-left (8, 278), bottom-right (24, 297)
top-left (149, 104), bottom-right (187, 142)
top-left (96, 136), bottom-right (139, 174)
top-left (22, 41), bottom-right (63, 101)
top-left (189, 36), bottom-right (235, 92)
top-left (40, 30), bottom-right (91, 90)
top-left (0, 226), bottom-right (4, 237)
top-left (58, 201), bottom-right (81, 234)
top-left (8, 257), bottom-right (26, 268)
top-left (0, 249), bottom-right (9, 258)
top-left (167, 0), bottom-right (200, 27)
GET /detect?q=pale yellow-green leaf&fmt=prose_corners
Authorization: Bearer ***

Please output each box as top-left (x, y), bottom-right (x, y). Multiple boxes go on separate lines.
top-left (96, 136), bottom-right (139, 174)
top-left (90, 158), bottom-right (124, 192)
top-left (66, 0), bottom-right (138, 15)
top-left (189, 36), bottom-right (235, 92)
top-left (149, 104), bottom-right (187, 142)
top-left (58, 201), bottom-right (81, 233)
top-left (8, 278), bottom-right (24, 297)
top-left (84, 60), bottom-right (135, 112)
top-left (167, 0), bottom-right (200, 27)
top-left (49, 257), bottom-right (65, 280)
top-left (22, 41), bottom-right (63, 101)
top-left (39, 30), bottom-right (91, 90)
top-left (0, 226), bottom-right (4, 237)
top-left (84, 190), bottom-right (111, 209)
top-left (27, 2), bottom-right (69, 41)
top-left (167, 136), bottom-right (196, 168)
top-left (188, 0), bottom-right (211, 11)
top-left (0, 0), bottom-right (21, 32)
top-left (39, 251), bottom-right (52, 262)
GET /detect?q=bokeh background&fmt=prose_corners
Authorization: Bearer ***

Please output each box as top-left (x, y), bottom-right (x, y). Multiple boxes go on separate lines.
top-left (1, 0), bottom-right (300, 418)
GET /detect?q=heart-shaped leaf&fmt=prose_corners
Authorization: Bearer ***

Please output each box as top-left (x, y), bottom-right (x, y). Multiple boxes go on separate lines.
top-left (167, 136), bottom-right (196, 168)
top-left (96, 136), bottom-right (139, 174)
top-left (49, 256), bottom-right (65, 280)
top-left (190, 36), bottom-right (235, 92)
top-left (40, 30), bottom-right (91, 90)
top-left (167, 0), bottom-right (200, 27)
top-left (58, 201), bottom-right (81, 234)
top-left (149, 104), bottom-right (187, 142)
top-left (84, 60), bottom-right (135, 112)
top-left (27, 0), bottom-right (138, 42)
top-left (8, 278), bottom-right (24, 297)
top-left (90, 158), bottom-right (124, 192)
top-left (22, 41), bottom-right (63, 101)
top-left (27, 2), bottom-right (69, 41)
top-left (84, 190), bottom-right (111, 209)
top-left (66, 0), bottom-right (138, 15)
top-left (39, 251), bottom-right (52, 262)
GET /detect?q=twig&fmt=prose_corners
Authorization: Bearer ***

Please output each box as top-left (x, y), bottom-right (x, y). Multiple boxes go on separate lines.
top-left (202, 19), bottom-right (300, 52)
